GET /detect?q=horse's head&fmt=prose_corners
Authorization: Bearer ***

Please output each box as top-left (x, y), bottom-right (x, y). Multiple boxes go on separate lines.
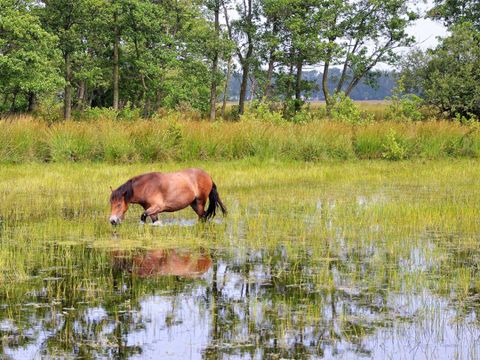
top-left (109, 189), bottom-right (130, 225)
top-left (109, 192), bottom-right (128, 225)
top-left (109, 180), bottom-right (134, 225)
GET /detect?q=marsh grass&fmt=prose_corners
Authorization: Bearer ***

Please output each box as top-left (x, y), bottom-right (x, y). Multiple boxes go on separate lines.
top-left (1, 161), bottom-right (479, 358)
top-left (0, 117), bottom-right (479, 163)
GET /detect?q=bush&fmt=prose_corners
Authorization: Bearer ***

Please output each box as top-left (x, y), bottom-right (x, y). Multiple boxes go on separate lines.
top-left (35, 95), bottom-right (63, 124)
top-left (330, 93), bottom-right (374, 124)
top-left (385, 79), bottom-right (425, 121)
top-left (290, 107), bottom-right (314, 124)
top-left (382, 129), bottom-right (408, 160)
top-left (241, 100), bottom-right (284, 123)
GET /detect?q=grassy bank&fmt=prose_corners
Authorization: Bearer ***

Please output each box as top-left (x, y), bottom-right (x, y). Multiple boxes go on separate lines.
top-left (1, 117), bottom-right (480, 163)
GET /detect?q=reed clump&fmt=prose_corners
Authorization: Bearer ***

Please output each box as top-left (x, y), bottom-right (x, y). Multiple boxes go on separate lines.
top-left (0, 116), bottom-right (479, 163)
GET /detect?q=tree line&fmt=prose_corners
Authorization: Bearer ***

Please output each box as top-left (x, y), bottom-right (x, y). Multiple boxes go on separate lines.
top-left (0, 0), bottom-right (417, 119)
top-left (1, 0), bottom-right (478, 120)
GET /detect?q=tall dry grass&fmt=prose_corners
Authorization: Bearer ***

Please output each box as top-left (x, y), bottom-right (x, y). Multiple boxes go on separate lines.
top-left (0, 116), bottom-right (479, 163)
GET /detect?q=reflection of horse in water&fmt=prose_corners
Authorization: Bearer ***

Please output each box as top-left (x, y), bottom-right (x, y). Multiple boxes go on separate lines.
top-left (112, 249), bottom-right (212, 278)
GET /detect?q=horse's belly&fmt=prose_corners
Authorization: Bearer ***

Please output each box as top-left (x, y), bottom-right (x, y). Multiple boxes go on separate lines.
top-left (162, 184), bottom-right (196, 211)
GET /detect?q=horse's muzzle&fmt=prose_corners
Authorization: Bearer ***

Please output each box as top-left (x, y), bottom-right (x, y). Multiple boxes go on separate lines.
top-left (109, 216), bottom-right (121, 226)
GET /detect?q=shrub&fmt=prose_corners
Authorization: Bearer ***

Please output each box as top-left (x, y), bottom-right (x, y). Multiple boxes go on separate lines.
top-left (241, 100), bottom-right (284, 123)
top-left (382, 129), bottom-right (408, 160)
top-left (330, 93), bottom-right (374, 124)
top-left (290, 108), bottom-right (314, 124)
top-left (385, 79), bottom-right (425, 121)
top-left (35, 95), bottom-right (63, 124)
top-left (118, 106), bottom-right (142, 121)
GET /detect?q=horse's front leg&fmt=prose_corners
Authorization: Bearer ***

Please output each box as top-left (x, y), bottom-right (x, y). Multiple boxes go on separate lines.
top-left (140, 205), bottom-right (161, 224)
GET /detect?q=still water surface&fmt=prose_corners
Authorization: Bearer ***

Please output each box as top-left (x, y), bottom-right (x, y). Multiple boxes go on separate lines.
top-left (1, 240), bottom-right (479, 359)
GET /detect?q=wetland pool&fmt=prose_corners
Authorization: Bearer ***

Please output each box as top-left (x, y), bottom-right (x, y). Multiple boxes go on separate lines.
top-left (0, 161), bottom-right (479, 359)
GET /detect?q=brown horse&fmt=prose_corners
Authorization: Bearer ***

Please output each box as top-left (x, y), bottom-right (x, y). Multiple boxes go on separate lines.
top-left (109, 168), bottom-right (226, 225)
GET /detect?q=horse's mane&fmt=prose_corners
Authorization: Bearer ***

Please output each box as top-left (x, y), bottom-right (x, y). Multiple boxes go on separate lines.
top-left (110, 179), bottom-right (134, 203)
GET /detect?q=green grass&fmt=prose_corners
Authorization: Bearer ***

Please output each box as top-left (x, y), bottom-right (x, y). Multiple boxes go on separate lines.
top-left (1, 116), bottom-right (480, 163)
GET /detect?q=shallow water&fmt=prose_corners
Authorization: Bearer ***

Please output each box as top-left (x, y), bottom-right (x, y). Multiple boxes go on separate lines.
top-left (0, 162), bottom-right (480, 359)
top-left (1, 243), bottom-right (479, 359)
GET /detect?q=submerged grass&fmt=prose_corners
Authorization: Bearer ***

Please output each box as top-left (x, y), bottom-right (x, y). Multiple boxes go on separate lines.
top-left (0, 160), bottom-right (479, 358)
top-left (1, 117), bottom-right (480, 163)
top-left (1, 160), bottom-right (479, 283)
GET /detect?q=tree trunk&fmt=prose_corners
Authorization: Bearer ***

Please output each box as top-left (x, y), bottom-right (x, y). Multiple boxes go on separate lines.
top-left (249, 75), bottom-right (257, 100)
top-left (265, 51), bottom-right (275, 99)
top-left (142, 97), bottom-right (151, 118)
top-left (113, 10), bottom-right (120, 111)
top-left (76, 80), bottom-right (86, 111)
top-left (322, 60), bottom-right (332, 113)
top-left (237, 0), bottom-right (253, 116)
top-left (155, 90), bottom-right (162, 111)
top-left (294, 59), bottom-right (303, 112)
top-left (282, 61), bottom-right (294, 117)
top-left (264, 21), bottom-right (278, 99)
top-left (221, 56), bottom-right (232, 119)
top-left (64, 52), bottom-right (72, 120)
top-left (238, 61), bottom-right (250, 115)
top-left (10, 90), bottom-right (18, 113)
top-left (209, 0), bottom-right (220, 121)
top-left (27, 92), bottom-right (37, 112)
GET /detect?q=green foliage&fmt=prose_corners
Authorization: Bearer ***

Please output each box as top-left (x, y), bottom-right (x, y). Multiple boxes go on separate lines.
top-left (385, 79), bottom-right (425, 121)
top-left (330, 93), bottom-right (374, 124)
top-left (0, 0), bottom-right (62, 112)
top-left (430, 0), bottom-right (480, 30)
top-left (35, 95), bottom-right (63, 124)
top-left (290, 108), bottom-right (314, 124)
top-left (382, 129), bottom-right (408, 160)
top-left (402, 24), bottom-right (480, 119)
top-left (241, 100), bottom-right (284, 123)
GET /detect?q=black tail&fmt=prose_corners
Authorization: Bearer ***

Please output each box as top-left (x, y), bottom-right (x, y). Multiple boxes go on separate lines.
top-left (204, 182), bottom-right (227, 220)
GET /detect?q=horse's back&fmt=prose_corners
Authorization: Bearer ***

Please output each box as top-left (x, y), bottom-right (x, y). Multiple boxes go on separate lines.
top-left (181, 168), bottom-right (213, 198)
top-left (134, 169), bottom-right (212, 205)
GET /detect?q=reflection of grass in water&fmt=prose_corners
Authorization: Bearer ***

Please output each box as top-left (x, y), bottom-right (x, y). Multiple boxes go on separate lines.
top-left (0, 160), bottom-right (480, 357)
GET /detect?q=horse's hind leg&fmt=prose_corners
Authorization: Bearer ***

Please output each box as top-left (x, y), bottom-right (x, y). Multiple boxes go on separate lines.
top-left (191, 198), bottom-right (206, 220)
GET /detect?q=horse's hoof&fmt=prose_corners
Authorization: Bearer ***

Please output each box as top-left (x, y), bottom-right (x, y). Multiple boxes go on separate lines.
top-left (139, 221), bottom-right (145, 225)
top-left (152, 220), bottom-right (162, 226)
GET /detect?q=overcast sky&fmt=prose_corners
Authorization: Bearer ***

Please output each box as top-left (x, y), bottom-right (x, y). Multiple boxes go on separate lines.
top-left (374, 1), bottom-right (449, 70)
top-left (406, 1), bottom-right (449, 51)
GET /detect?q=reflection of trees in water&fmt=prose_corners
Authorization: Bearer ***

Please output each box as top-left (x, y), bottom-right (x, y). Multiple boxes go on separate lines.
top-left (203, 247), bottom-right (388, 359)
top-left (0, 246), bottom-right (211, 358)
top-left (1, 236), bottom-right (480, 358)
